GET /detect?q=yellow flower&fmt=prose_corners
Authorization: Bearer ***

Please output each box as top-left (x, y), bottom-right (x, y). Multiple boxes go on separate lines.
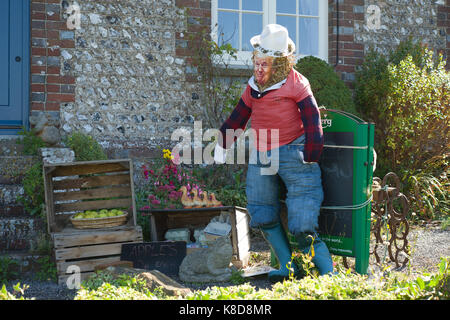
top-left (163, 149), bottom-right (174, 160)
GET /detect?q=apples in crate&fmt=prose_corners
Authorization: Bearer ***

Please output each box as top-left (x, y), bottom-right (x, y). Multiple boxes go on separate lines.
top-left (73, 209), bottom-right (126, 220)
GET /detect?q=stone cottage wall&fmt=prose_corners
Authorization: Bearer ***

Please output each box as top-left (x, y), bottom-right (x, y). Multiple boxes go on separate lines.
top-left (29, 0), bottom-right (448, 150)
top-left (329, 0), bottom-right (449, 88)
top-left (30, 0), bottom-right (205, 158)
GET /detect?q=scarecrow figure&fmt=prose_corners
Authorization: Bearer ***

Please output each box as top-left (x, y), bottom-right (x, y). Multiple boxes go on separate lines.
top-left (214, 24), bottom-right (334, 282)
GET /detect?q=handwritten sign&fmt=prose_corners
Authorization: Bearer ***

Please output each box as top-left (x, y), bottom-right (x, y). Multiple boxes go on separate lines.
top-left (120, 241), bottom-right (186, 276)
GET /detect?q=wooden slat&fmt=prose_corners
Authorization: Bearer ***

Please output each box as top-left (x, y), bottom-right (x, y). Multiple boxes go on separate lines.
top-left (55, 242), bottom-right (130, 260)
top-left (52, 174), bottom-right (131, 190)
top-left (57, 256), bottom-right (121, 273)
top-left (51, 162), bottom-right (129, 177)
top-left (234, 208), bottom-right (250, 264)
top-left (52, 227), bottom-right (143, 248)
top-left (43, 166), bottom-right (56, 234)
top-left (54, 198), bottom-right (132, 213)
top-left (53, 185), bottom-right (132, 202)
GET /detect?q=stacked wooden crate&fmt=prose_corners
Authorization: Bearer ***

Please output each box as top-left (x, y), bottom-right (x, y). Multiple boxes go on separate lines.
top-left (43, 159), bottom-right (143, 285)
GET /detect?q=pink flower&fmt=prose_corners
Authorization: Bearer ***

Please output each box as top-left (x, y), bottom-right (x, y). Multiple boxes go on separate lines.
top-left (151, 199), bottom-right (161, 205)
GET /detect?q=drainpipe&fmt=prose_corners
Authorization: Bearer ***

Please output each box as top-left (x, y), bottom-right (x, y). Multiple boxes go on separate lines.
top-left (334, 0), bottom-right (340, 67)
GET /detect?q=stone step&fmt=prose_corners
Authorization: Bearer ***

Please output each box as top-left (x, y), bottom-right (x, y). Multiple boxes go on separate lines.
top-left (0, 184), bottom-right (24, 205)
top-left (0, 217), bottom-right (46, 252)
top-left (0, 252), bottom-right (48, 276)
top-left (0, 135), bottom-right (24, 156)
top-left (0, 155), bottom-right (40, 185)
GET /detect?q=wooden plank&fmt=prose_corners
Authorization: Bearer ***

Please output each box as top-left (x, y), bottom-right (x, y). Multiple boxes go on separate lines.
top-left (51, 162), bottom-right (129, 177)
top-left (44, 159), bottom-right (131, 167)
top-left (57, 256), bottom-right (121, 273)
top-left (53, 185), bottom-right (132, 202)
top-left (43, 166), bottom-right (56, 234)
top-left (52, 227), bottom-right (143, 248)
top-left (52, 174), bottom-right (131, 190)
top-left (128, 161), bottom-right (137, 229)
top-left (234, 208), bottom-right (250, 265)
top-left (55, 242), bottom-right (132, 261)
top-left (54, 197), bottom-right (132, 213)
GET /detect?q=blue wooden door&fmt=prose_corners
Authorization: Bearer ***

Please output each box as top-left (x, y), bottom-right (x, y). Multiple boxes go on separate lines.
top-left (0, 0), bottom-right (30, 135)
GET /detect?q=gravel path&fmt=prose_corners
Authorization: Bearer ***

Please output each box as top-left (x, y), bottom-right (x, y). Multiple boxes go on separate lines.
top-left (4, 223), bottom-right (449, 300)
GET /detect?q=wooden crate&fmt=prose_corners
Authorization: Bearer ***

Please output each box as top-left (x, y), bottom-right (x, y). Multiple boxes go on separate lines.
top-left (43, 159), bottom-right (143, 285)
top-left (143, 206), bottom-right (251, 268)
top-left (52, 226), bottom-right (143, 285)
top-left (43, 159), bottom-right (138, 233)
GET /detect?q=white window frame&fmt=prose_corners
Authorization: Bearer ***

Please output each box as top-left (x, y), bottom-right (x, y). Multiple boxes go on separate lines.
top-left (211, 0), bottom-right (328, 67)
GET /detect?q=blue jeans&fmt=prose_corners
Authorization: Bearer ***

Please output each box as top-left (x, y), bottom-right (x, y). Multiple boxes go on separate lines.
top-left (246, 135), bottom-right (324, 235)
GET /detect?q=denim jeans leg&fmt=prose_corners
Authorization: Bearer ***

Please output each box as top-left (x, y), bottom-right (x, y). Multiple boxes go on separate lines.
top-left (245, 163), bottom-right (280, 228)
top-left (277, 138), bottom-right (324, 235)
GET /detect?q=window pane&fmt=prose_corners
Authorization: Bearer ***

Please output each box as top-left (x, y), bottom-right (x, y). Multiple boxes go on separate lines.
top-left (276, 15), bottom-right (296, 52)
top-left (242, 13), bottom-right (263, 51)
top-left (218, 0), bottom-right (238, 10)
top-left (218, 11), bottom-right (239, 49)
top-left (276, 0), bottom-right (296, 14)
top-left (242, 0), bottom-right (262, 11)
top-left (298, 18), bottom-right (318, 56)
top-left (299, 0), bottom-right (318, 16)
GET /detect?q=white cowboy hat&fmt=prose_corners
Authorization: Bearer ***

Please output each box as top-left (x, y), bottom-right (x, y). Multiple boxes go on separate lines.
top-left (250, 24), bottom-right (295, 57)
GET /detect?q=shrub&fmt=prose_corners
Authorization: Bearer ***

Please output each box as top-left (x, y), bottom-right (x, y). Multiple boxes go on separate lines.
top-left (354, 37), bottom-right (428, 124)
top-left (355, 39), bottom-right (449, 222)
top-left (63, 132), bottom-right (108, 161)
top-left (294, 56), bottom-right (357, 114)
top-left (17, 161), bottom-right (45, 217)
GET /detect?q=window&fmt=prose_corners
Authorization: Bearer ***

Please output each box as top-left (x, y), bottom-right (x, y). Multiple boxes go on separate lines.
top-left (211, 0), bottom-right (328, 66)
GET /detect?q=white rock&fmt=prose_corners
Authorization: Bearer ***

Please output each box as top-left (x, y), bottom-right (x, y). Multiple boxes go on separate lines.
top-left (89, 13), bottom-right (101, 24)
top-left (61, 50), bottom-right (73, 60)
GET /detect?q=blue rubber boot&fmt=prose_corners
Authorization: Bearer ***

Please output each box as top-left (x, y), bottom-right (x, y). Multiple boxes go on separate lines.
top-left (296, 232), bottom-right (334, 275)
top-left (260, 223), bottom-right (298, 282)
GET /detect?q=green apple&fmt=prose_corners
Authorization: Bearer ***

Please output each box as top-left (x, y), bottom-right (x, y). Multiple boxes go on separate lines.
top-left (107, 211), bottom-right (116, 217)
top-left (98, 213), bottom-right (108, 218)
top-left (99, 209), bottom-right (108, 215)
top-left (110, 209), bottom-right (118, 214)
top-left (116, 210), bottom-right (124, 216)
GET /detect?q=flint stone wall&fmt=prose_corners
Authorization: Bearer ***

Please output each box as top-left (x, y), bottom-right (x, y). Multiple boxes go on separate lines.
top-left (56, 0), bottom-right (203, 157)
top-left (356, 0), bottom-right (448, 55)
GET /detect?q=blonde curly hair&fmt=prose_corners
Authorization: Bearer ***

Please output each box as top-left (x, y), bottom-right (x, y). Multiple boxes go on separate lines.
top-left (252, 50), bottom-right (296, 92)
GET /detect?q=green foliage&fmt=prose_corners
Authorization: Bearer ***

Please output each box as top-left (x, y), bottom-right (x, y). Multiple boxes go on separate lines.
top-left (63, 131), bottom-right (108, 161)
top-left (355, 39), bottom-right (449, 223)
top-left (0, 283), bottom-right (29, 300)
top-left (75, 271), bottom-right (162, 300)
top-left (383, 52), bottom-right (449, 174)
top-left (230, 270), bottom-right (246, 285)
top-left (390, 257), bottom-right (449, 300)
top-left (16, 127), bottom-right (46, 156)
top-left (408, 172), bottom-right (449, 221)
top-left (0, 257), bottom-right (19, 285)
top-left (294, 56), bottom-right (357, 114)
top-left (14, 128), bottom-right (46, 217)
top-left (35, 256), bottom-right (57, 282)
top-left (192, 165), bottom-right (247, 208)
top-left (17, 161), bottom-right (45, 217)
top-left (354, 37), bottom-right (428, 124)
top-left (188, 26), bottom-right (245, 128)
